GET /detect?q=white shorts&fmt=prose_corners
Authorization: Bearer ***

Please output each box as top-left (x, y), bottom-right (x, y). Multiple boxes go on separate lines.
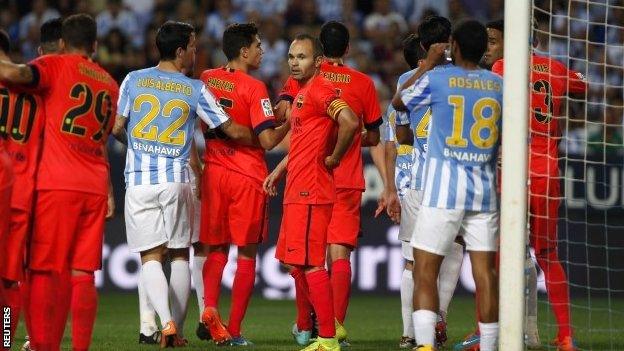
top-left (411, 206), bottom-right (499, 256)
top-left (125, 183), bottom-right (193, 253)
top-left (398, 189), bottom-right (422, 242)
top-left (401, 241), bottom-right (414, 261)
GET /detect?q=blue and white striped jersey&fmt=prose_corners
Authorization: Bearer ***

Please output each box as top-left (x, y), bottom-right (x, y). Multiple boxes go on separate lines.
top-left (381, 104), bottom-right (412, 197)
top-left (118, 67), bottom-right (229, 187)
top-left (394, 68), bottom-right (435, 191)
top-left (401, 66), bottom-right (503, 211)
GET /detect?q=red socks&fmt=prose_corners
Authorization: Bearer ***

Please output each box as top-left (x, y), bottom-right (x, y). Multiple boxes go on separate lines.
top-left (537, 250), bottom-right (572, 339)
top-left (291, 267), bottom-right (313, 331)
top-left (330, 259), bottom-right (351, 324)
top-left (202, 252), bottom-right (228, 308)
top-left (29, 272), bottom-right (57, 351)
top-left (227, 258), bottom-right (256, 337)
top-left (70, 274), bottom-right (97, 351)
top-left (52, 270), bottom-right (72, 349)
top-left (305, 269), bottom-right (335, 338)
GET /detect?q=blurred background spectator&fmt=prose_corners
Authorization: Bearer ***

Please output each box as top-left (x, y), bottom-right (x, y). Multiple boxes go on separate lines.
top-left (1, 0), bottom-right (621, 157)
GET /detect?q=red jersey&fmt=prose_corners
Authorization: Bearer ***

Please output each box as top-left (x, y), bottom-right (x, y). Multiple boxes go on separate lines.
top-left (199, 67), bottom-right (275, 183)
top-left (26, 54), bottom-right (119, 196)
top-left (0, 84), bottom-right (44, 210)
top-left (492, 55), bottom-right (586, 177)
top-left (0, 138), bottom-right (13, 192)
top-left (284, 74), bottom-right (347, 205)
top-left (279, 61), bottom-right (382, 190)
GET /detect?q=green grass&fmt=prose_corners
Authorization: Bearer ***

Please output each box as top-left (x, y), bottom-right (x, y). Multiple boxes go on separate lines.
top-left (10, 294), bottom-right (624, 350)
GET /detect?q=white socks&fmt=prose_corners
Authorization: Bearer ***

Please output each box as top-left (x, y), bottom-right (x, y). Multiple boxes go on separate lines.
top-left (400, 268), bottom-right (415, 338)
top-left (142, 260), bottom-right (173, 328)
top-left (479, 322), bottom-right (499, 351)
top-left (412, 310), bottom-right (437, 346)
top-left (169, 259), bottom-right (191, 336)
top-left (438, 242), bottom-right (463, 318)
top-left (192, 255), bottom-right (206, 317)
top-left (138, 268), bottom-right (158, 335)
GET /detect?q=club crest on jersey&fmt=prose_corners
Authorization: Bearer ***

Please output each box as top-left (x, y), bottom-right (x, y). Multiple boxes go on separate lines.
top-left (296, 94), bottom-right (304, 109)
top-left (261, 98), bottom-right (274, 117)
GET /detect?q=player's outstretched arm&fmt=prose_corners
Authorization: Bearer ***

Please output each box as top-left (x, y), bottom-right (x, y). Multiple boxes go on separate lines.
top-left (218, 119), bottom-right (259, 147)
top-left (258, 120), bottom-right (291, 151)
top-left (0, 61), bottom-right (34, 85)
top-left (111, 115), bottom-right (128, 146)
top-left (325, 107), bottom-right (359, 169)
top-left (391, 43), bottom-right (447, 111)
top-left (189, 139), bottom-right (202, 199)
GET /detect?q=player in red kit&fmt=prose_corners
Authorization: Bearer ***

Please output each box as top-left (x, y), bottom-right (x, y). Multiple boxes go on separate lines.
top-left (273, 22), bottom-right (382, 345)
top-left (266, 34), bottom-right (359, 351)
top-left (0, 20), bottom-right (63, 348)
top-left (484, 19), bottom-right (587, 351)
top-left (0, 14), bottom-right (119, 351)
top-left (198, 23), bottom-right (290, 345)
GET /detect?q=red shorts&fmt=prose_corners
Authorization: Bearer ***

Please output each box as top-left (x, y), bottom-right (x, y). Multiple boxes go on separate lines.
top-left (0, 208), bottom-right (30, 281)
top-left (529, 177), bottom-right (560, 254)
top-left (327, 189), bottom-right (362, 247)
top-left (275, 203), bottom-right (333, 267)
top-left (29, 190), bottom-right (107, 273)
top-left (200, 164), bottom-right (268, 246)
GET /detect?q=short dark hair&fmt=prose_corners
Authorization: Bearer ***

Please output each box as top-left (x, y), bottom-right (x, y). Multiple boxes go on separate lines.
top-left (418, 15), bottom-right (451, 51)
top-left (156, 21), bottom-right (195, 61)
top-left (0, 29), bottom-right (9, 54)
top-left (62, 14), bottom-right (97, 51)
top-left (319, 21), bottom-right (349, 58)
top-left (402, 34), bottom-right (425, 69)
top-left (222, 23), bottom-right (258, 61)
top-left (40, 17), bottom-right (62, 44)
top-left (452, 19), bottom-right (488, 64)
top-left (486, 19), bottom-right (504, 33)
top-left (293, 33), bottom-right (323, 59)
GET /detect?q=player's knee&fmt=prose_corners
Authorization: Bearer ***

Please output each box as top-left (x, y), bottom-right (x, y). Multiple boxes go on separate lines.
top-left (192, 242), bottom-right (206, 256)
top-left (405, 261), bottom-right (414, 271)
top-left (237, 244), bottom-right (258, 260)
top-left (71, 269), bottom-right (94, 277)
top-left (169, 248), bottom-right (190, 261)
top-left (207, 244), bottom-right (229, 255)
top-left (329, 243), bottom-right (352, 262)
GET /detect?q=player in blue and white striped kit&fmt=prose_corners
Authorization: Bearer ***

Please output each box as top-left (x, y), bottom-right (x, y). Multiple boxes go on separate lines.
top-left (390, 21), bottom-right (466, 349)
top-left (112, 21), bottom-right (256, 347)
top-left (394, 20), bottom-right (503, 351)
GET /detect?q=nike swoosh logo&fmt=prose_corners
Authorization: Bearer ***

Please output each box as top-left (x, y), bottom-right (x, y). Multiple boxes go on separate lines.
top-left (287, 248), bottom-right (296, 252)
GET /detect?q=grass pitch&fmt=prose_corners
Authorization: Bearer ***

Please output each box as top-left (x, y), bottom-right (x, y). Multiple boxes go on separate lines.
top-left (10, 294), bottom-right (624, 350)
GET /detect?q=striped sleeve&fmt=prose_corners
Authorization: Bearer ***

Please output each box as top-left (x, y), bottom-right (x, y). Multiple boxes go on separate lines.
top-left (395, 110), bottom-right (410, 126)
top-left (327, 98), bottom-right (350, 120)
top-left (117, 73), bottom-right (132, 117)
top-left (196, 84), bottom-right (230, 129)
top-left (400, 74), bottom-right (432, 112)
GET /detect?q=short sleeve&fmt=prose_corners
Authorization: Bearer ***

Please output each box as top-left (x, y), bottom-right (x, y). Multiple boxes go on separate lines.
top-left (312, 79), bottom-right (342, 120)
top-left (492, 59), bottom-right (504, 76)
top-left (248, 80), bottom-right (276, 135)
top-left (196, 84), bottom-right (230, 129)
top-left (277, 76), bottom-right (300, 103)
top-left (26, 55), bottom-right (63, 92)
top-left (362, 78), bottom-right (383, 130)
top-left (400, 74), bottom-right (432, 112)
top-left (117, 73), bottom-right (132, 117)
top-left (566, 69), bottom-right (587, 95)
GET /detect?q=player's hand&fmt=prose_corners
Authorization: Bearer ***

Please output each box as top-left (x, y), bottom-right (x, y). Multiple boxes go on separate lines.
top-left (386, 191), bottom-right (401, 223)
top-left (263, 168), bottom-right (284, 196)
top-left (324, 156), bottom-right (340, 170)
top-left (106, 193), bottom-right (115, 220)
top-left (194, 176), bottom-right (202, 200)
top-left (374, 191), bottom-right (388, 218)
top-left (425, 43), bottom-right (449, 67)
top-left (274, 100), bottom-right (291, 123)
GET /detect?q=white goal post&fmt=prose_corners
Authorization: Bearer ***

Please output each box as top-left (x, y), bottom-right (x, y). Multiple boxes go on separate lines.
top-left (499, 0), bottom-right (531, 350)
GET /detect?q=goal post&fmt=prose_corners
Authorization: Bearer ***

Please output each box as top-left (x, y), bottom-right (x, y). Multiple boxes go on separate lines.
top-left (499, 0), bottom-right (531, 349)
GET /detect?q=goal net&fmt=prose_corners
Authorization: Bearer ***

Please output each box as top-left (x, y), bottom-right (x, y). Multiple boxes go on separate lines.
top-left (529, 1), bottom-right (624, 349)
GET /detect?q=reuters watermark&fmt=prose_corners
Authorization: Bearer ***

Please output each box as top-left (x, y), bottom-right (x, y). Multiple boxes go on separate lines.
top-left (2, 307), bottom-right (10, 349)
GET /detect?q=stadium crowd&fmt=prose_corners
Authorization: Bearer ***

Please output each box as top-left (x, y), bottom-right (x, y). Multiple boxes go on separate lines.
top-left (1, 0), bottom-right (621, 156)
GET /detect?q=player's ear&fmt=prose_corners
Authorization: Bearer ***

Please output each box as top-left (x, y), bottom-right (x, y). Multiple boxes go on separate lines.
top-left (314, 55), bottom-right (322, 67)
top-left (240, 46), bottom-right (248, 59)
